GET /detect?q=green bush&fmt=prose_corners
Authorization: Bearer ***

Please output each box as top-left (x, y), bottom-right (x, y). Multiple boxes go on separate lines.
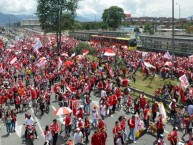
top-left (70, 42), bottom-right (97, 56)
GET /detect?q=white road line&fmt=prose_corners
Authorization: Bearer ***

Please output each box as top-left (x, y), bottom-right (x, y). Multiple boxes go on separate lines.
top-left (30, 108), bottom-right (44, 135)
top-left (164, 130), bottom-right (169, 134)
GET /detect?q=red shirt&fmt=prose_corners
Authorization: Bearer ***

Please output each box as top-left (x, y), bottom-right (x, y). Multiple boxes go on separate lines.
top-left (91, 134), bottom-right (100, 145)
top-left (65, 116), bottom-right (71, 126)
top-left (128, 118), bottom-right (135, 129)
top-left (98, 120), bottom-right (105, 129)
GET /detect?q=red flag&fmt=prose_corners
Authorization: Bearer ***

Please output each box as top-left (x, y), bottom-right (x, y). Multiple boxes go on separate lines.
top-left (83, 50), bottom-right (89, 56)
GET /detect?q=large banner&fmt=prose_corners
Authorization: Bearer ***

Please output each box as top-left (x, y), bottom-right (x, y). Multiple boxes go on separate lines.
top-left (134, 115), bottom-right (145, 137)
top-left (156, 102), bottom-right (167, 123)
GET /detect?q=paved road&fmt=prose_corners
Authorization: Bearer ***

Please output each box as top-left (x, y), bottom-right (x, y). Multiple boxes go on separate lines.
top-left (0, 88), bottom-right (189, 145)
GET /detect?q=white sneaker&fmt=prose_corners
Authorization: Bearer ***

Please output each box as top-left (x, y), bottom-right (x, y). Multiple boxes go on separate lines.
top-left (134, 141), bottom-right (136, 144)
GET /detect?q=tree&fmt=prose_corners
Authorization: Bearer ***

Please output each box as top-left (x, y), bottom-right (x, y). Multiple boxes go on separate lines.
top-left (36, 0), bottom-right (79, 53)
top-left (102, 6), bottom-right (125, 30)
top-left (143, 23), bottom-right (154, 35)
top-left (134, 27), bottom-right (140, 33)
top-left (70, 42), bottom-right (97, 56)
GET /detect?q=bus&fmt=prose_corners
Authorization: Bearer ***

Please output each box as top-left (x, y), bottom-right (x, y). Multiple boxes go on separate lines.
top-left (90, 35), bottom-right (137, 50)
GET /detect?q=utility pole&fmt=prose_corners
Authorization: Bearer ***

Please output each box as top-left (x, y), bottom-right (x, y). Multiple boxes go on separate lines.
top-left (172, 0), bottom-right (175, 69)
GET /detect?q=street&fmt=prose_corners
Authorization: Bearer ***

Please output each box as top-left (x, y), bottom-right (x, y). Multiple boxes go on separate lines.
top-left (0, 88), bottom-right (188, 145)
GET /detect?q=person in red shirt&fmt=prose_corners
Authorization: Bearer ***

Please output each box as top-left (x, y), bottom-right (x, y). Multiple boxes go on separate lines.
top-left (170, 127), bottom-right (179, 145)
top-left (50, 119), bottom-right (60, 145)
top-left (128, 115), bottom-right (136, 143)
top-left (84, 117), bottom-right (91, 143)
top-left (64, 114), bottom-right (71, 137)
top-left (143, 106), bottom-right (150, 131)
top-left (113, 121), bottom-right (122, 137)
top-left (11, 109), bottom-right (17, 132)
top-left (99, 127), bottom-right (108, 145)
top-left (156, 114), bottom-right (164, 139)
top-left (91, 130), bottom-right (100, 145)
top-left (112, 94), bottom-right (117, 113)
top-left (98, 118), bottom-right (105, 130)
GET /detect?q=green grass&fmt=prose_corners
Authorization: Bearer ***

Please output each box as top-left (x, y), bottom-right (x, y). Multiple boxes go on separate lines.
top-left (130, 72), bottom-right (179, 95)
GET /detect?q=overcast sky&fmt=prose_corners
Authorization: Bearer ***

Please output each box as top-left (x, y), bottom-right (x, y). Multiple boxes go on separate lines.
top-left (0, 0), bottom-right (192, 18)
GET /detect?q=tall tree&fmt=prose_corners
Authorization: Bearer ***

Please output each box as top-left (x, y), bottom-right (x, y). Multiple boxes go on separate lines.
top-left (36, 0), bottom-right (79, 53)
top-left (102, 6), bottom-right (125, 30)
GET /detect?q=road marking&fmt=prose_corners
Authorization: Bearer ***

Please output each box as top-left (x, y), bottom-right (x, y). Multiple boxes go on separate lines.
top-left (164, 130), bottom-right (169, 134)
top-left (30, 108), bottom-right (44, 135)
top-left (15, 122), bottom-right (23, 137)
top-left (51, 105), bottom-right (64, 124)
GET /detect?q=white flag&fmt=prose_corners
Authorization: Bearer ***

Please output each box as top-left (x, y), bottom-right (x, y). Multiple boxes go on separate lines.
top-left (33, 39), bottom-right (43, 51)
top-left (163, 51), bottom-right (172, 60)
top-left (179, 74), bottom-right (189, 89)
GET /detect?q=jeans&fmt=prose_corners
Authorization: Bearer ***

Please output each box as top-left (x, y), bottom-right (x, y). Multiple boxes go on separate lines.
top-left (84, 104), bottom-right (90, 114)
top-left (52, 133), bottom-right (58, 145)
top-left (11, 121), bottom-right (16, 131)
top-left (92, 119), bottom-right (97, 127)
top-left (6, 123), bottom-right (12, 134)
top-left (128, 128), bottom-right (135, 141)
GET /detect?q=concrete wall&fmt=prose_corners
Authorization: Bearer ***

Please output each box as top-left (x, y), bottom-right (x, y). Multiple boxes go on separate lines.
top-left (20, 19), bottom-right (40, 26)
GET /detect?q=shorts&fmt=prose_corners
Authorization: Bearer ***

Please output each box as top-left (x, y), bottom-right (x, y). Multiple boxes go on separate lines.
top-left (15, 104), bottom-right (20, 109)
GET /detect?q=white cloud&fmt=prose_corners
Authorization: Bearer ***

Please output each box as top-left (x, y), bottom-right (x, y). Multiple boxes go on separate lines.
top-left (0, 0), bottom-right (193, 18)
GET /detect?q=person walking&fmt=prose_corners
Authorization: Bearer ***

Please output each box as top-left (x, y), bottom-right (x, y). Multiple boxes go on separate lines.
top-left (73, 128), bottom-right (84, 145)
top-left (50, 119), bottom-right (59, 145)
top-left (4, 111), bottom-right (12, 135)
top-left (128, 115), bottom-right (136, 143)
top-left (11, 109), bottom-right (17, 132)
top-left (44, 125), bottom-right (52, 145)
top-left (156, 114), bottom-right (165, 140)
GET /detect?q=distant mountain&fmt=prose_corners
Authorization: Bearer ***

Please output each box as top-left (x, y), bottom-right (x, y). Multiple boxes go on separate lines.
top-left (187, 15), bottom-right (193, 20)
top-left (0, 12), bottom-right (38, 26)
top-left (0, 12), bottom-right (102, 26)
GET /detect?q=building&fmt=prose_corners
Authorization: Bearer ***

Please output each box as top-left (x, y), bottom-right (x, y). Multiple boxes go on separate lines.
top-left (20, 19), bottom-right (40, 27)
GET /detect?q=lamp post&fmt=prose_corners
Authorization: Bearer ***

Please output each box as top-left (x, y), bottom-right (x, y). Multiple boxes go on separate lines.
top-left (172, 0), bottom-right (175, 69)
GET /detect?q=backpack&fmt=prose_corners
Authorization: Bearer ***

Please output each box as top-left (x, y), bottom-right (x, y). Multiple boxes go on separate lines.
top-left (167, 131), bottom-right (172, 141)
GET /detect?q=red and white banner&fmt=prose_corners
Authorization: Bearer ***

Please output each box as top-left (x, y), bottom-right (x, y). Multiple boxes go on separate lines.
top-left (104, 49), bottom-right (116, 56)
top-left (179, 74), bottom-right (189, 89)
top-left (65, 83), bottom-right (75, 93)
top-left (10, 57), bottom-right (17, 65)
top-left (83, 49), bottom-right (89, 56)
top-left (163, 51), bottom-right (172, 60)
top-left (37, 58), bottom-right (47, 68)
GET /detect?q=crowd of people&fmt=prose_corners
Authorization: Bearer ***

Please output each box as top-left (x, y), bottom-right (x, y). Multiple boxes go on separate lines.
top-left (0, 28), bottom-right (193, 145)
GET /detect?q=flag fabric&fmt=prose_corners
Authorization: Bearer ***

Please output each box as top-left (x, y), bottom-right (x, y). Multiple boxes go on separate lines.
top-left (163, 51), bottom-right (172, 60)
top-left (0, 64), bottom-right (4, 73)
top-left (58, 57), bottom-right (62, 69)
top-left (104, 49), bottom-right (116, 56)
top-left (179, 74), bottom-right (189, 89)
top-left (37, 58), bottom-right (47, 67)
top-left (33, 39), bottom-right (43, 51)
top-left (65, 83), bottom-right (75, 93)
top-left (10, 57), bottom-right (17, 65)
top-left (189, 55), bottom-right (193, 62)
top-left (83, 49), bottom-right (89, 56)
top-left (144, 62), bottom-right (156, 69)
top-left (71, 53), bottom-right (75, 59)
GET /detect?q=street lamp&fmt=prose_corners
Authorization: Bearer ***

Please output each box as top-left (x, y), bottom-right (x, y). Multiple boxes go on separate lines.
top-left (172, 0), bottom-right (175, 69)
